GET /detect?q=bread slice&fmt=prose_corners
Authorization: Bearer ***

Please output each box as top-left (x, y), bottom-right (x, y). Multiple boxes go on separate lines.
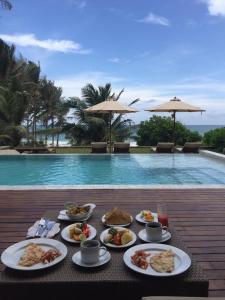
top-left (105, 207), bottom-right (131, 225)
top-left (150, 250), bottom-right (175, 273)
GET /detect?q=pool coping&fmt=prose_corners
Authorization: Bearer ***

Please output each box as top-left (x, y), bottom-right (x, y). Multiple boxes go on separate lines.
top-left (0, 184), bottom-right (225, 190)
top-left (1, 150), bottom-right (225, 189)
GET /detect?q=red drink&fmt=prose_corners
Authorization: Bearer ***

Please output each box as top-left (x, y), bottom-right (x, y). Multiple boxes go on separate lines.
top-left (158, 214), bottom-right (169, 227)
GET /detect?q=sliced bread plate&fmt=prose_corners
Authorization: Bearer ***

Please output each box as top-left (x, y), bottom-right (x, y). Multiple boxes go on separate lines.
top-left (123, 243), bottom-right (191, 277)
top-left (1, 238), bottom-right (67, 271)
top-left (102, 214), bottom-right (133, 227)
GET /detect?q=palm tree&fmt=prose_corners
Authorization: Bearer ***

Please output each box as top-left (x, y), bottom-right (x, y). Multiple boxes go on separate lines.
top-left (66, 83), bottom-right (139, 145)
top-left (0, 0), bottom-right (12, 10)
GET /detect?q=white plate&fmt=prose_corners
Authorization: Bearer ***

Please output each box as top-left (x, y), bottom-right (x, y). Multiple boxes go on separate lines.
top-left (123, 243), bottom-right (191, 277)
top-left (61, 223), bottom-right (97, 243)
top-left (100, 227), bottom-right (137, 248)
top-left (102, 214), bottom-right (133, 227)
top-left (72, 250), bottom-right (111, 268)
top-left (58, 203), bottom-right (96, 222)
top-left (1, 238), bottom-right (67, 271)
top-left (135, 212), bottom-right (158, 224)
top-left (138, 229), bottom-right (171, 243)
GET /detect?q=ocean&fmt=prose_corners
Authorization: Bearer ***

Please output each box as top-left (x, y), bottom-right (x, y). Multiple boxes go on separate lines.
top-left (34, 125), bottom-right (225, 146)
top-left (186, 125), bottom-right (225, 135)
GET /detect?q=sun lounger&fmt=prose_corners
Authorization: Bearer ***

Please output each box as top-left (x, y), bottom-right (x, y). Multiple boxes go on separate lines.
top-left (155, 143), bottom-right (175, 153)
top-left (181, 142), bottom-right (201, 153)
top-left (113, 142), bottom-right (130, 153)
top-left (15, 147), bottom-right (50, 154)
top-left (91, 142), bottom-right (107, 153)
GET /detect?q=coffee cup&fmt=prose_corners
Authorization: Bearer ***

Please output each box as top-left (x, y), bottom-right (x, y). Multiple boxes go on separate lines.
top-left (145, 221), bottom-right (168, 242)
top-left (80, 240), bottom-right (107, 264)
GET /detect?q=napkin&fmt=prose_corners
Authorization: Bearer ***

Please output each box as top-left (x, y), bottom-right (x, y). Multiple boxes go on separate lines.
top-left (27, 220), bottom-right (60, 238)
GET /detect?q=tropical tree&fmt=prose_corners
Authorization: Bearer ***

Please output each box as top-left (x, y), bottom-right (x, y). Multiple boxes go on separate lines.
top-left (65, 83), bottom-right (139, 145)
top-left (136, 115), bottom-right (201, 146)
top-left (0, 0), bottom-right (12, 10)
top-left (203, 127), bottom-right (225, 152)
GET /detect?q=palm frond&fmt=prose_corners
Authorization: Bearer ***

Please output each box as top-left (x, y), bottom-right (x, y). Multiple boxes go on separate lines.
top-left (0, 0), bottom-right (12, 10)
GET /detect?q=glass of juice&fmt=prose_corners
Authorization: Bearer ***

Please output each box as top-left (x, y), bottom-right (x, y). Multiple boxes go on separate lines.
top-left (157, 203), bottom-right (169, 227)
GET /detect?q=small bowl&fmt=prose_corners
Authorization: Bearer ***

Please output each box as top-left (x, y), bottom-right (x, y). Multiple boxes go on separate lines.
top-left (65, 203), bottom-right (96, 221)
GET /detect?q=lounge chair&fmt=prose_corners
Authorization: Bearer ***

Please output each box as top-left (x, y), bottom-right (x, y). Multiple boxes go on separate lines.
top-left (113, 142), bottom-right (130, 153)
top-left (155, 143), bottom-right (175, 153)
top-left (91, 142), bottom-right (107, 153)
top-left (15, 146), bottom-right (50, 154)
top-left (181, 142), bottom-right (201, 153)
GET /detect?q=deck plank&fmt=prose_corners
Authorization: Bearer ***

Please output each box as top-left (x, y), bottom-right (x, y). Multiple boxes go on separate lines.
top-left (0, 188), bottom-right (225, 296)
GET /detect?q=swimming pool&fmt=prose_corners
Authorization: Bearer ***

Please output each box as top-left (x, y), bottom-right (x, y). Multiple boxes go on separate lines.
top-left (1, 153), bottom-right (225, 186)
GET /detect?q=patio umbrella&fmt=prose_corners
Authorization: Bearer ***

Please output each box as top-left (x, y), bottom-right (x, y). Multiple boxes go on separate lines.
top-left (84, 96), bottom-right (138, 152)
top-left (145, 96), bottom-right (205, 143)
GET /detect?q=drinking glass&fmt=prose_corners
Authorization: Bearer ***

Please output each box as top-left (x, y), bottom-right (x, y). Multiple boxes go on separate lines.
top-left (157, 203), bottom-right (169, 227)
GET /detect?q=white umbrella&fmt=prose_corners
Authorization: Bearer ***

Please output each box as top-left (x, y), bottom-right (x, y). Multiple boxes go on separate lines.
top-left (85, 96), bottom-right (138, 152)
top-left (145, 97), bottom-right (205, 143)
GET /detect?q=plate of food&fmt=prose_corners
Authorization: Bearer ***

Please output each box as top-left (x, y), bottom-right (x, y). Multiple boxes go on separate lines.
top-left (100, 227), bottom-right (136, 248)
top-left (123, 243), bottom-right (191, 277)
top-left (1, 238), bottom-right (67, 271)
top-left (102, 207), bottom-right (133, 227)
top-left (58, 203), bottom-right (96, 222)
top-left (135, 210), bottom-right (158, 224)
top-left (61, 222), bottom-right (97, 243)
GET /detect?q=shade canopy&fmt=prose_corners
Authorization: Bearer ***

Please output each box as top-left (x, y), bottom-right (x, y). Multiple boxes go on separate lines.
top-left (84, 96), bottom-right (138, 153)
top-left (84, 96), bottom-right (138, 114)
top-left (145, 97), bottom-right (205, 113)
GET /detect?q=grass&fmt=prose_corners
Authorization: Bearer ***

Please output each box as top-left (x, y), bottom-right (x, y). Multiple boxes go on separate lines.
top-left (55, 146), bottom-right (153, 154)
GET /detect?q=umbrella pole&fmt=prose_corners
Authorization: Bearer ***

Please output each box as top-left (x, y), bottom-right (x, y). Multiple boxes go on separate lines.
top-left (109, 111), bottom-right (112, 153)
top-left (172, 111), bottom-right (176, 144)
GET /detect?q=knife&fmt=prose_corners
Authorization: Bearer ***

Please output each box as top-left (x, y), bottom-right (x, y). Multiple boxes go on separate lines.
top-left (35, 218), bottom-right (47, 237)
top-left (42, 221), bottom-right (55, 238)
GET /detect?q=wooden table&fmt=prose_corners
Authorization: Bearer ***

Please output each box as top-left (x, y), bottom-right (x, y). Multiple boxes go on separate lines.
top-left (0, 208), bottom-right (208, 300)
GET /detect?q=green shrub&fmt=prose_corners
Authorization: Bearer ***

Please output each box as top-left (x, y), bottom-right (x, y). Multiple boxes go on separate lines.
top-left (203, 127), bottom-right (225, 152)
top-left (136, 115), bottom-right (202, 146)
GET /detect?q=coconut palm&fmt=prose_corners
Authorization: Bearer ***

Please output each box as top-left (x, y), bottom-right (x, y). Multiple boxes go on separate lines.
top-left (0, 0), bottom-right (12, 10)
top-left (66, 83), bottom-right (139, 145)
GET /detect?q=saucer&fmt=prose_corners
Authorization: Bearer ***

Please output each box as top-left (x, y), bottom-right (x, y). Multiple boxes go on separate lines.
top-left (72, 250), bottom-right (111, 268)
top-left (138, 229), bottom-right (171, 243)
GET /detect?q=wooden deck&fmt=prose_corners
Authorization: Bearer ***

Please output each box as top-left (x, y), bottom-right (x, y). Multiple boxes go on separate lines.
top-left (1, 188), bottom-right (225, 296)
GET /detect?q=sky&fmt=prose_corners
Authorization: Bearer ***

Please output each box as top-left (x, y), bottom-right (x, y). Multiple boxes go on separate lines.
top-left (1, 0), bottom-right (225, 124)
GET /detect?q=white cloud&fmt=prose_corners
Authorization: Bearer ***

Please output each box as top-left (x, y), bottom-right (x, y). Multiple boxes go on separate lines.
top-left (55, 71), bottom-right (225, 125)
top-left (68, 0), bottom-right (87, 9)
top-left (201, 0), bottom-right (225, 16)
top-left (0, 33), bottom-right (91, 54)
top-left (109, 57), bottom-right (121, 63)
top-left (55, 71), bottom-right (125, 98)
top-left (137, 13), bottom-right (170, 26)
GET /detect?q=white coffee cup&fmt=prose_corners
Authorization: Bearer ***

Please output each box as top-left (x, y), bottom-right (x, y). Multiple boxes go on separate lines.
top-left (80, 240), bottom-right (107, 264)
top-left (145, 221), bottom-right (168, 242)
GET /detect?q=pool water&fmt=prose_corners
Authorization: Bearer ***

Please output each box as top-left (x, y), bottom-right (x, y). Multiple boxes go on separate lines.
top-left (1, 154), bottom-right (225, 185)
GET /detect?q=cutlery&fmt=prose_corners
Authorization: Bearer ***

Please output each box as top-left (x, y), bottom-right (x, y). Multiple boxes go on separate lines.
top-left (42, 221), bottom-right (55, 238)
top-left (35, 218), bottom-right (47, 237)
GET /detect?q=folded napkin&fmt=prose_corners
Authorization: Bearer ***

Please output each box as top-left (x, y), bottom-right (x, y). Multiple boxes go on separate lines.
top-left (27, 220), bottom-right (60, 238)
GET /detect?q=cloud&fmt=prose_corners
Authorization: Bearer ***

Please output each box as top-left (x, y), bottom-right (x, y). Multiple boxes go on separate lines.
top-left (68, 0), bottom-right (87, 9)
top-left (137, 13), bottom-right (170, 26)
top-left (0, 33), bottom-right (91, 54)
top-left (55, 71), bottom-right (125, 98)
top-left (109, 57), bottom-right (121, 63)
top-left (201, 0), bottom-right (225, 17)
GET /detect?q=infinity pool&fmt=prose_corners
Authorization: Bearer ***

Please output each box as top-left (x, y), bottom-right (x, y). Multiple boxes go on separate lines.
top-left (0, 154), bottom-right (225, 185)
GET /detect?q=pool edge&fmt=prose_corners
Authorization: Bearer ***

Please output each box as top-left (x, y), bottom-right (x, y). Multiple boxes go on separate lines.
top-left (0, 184), bottom-right (225, 190)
